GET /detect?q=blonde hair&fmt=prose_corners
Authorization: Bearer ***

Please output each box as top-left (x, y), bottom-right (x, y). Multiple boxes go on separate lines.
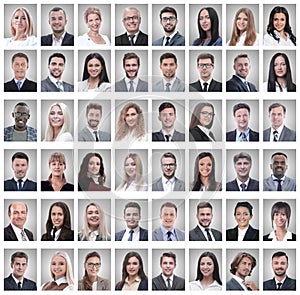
top-left (48, 152), bottom-right (67, 184)
top-left (10, 7), bottom-right (34, 36)
top-left (84, 6), bottom-right (102, 23)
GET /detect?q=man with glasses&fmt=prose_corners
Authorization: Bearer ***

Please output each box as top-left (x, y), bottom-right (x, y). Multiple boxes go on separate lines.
top-left (4, 102), bottom-right (37, 141)
top-left (152, 152), bottom-right (185, 191)
top-left (153, 6), bottom-right (185, 46)
top-left (115, 7), bottom-right (148, 46)
top-left (189, 53), bottom-right (222, 92)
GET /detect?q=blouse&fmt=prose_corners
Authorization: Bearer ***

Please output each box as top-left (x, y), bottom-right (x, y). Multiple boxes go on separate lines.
top-left (41, 181), bottom-right (74, 191)
top-left (263, 31), bottom-right (295, 46)
top-left (189, 280), bottom-right (222, 291)
top-left (78, 33), bottom-right (110, 46)
top-left (117, 181), bottom-right (148, 192)
top-left (4, 35), bottom-right (37, 47)
top-left (78, 79), bottom-right (111, 92)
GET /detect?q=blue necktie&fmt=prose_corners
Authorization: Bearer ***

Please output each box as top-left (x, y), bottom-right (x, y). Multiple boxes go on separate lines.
top-left (240, 183), bottom-right (246, 191)
top-left (244, 81), bottom-right (249, 91)
top-left (129, 80), bottom-right (134, 92)
top-left (128, 229), bottom-right (134, 241)
top-left (16, 81), bottom-right (22, 91)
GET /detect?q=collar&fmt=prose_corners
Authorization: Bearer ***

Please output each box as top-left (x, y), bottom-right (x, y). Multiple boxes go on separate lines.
top-left (161, 128), bottom-right (175, 137)
top-left (126, 226), bottom-right (140, 233)
top-left (233, 274), bottom-right (248, 291)
top-left (199, 77), bottom-right (212, 85)
top-left (271, 174), bottom-right (286, 181)
top-left (55, 276), bottom-right (68, 286)
top-left (125, 76), bottom-right (139, 85)
top-left (275, 276), bottom-right (287, 285)
top-left (163, 76), bottom-right (176, 87)
top-left (268, 230), bottom-right (292, 241)
top-left (13, 177), bottom-right (28, 183)
top-left (236, 177), bottom-right (250, 189)
top-left (86, 125), bottom-right (99, 133)
top-left (160, 225), bottom-right (174, 235)
top-left (125, 275), bottom-right (141, 284)
top-left (198, 224), bottom-right (210, 232)
top-left (49, 75), bottom-right (62, 85)
top-left (11, 222), bottom-right (24, 233)
top-left (162, 273), bottom-right (174, 283)
top-left (53, 32), bottom-right (66, 42)
top-left (237, 128), bottom-right (250, 137)
top-left (271, 124), bottom-right (284, 135)
top-left (12, 273), bottom-right (24, 285)
top-left (162, 175), bottom-right (175, 184)
top-left (234, 74), bottom-right (247, 84)
top-left (165, 31), bottom-right (177, 40)
top-left (14, 77), bottom-right (26, 84)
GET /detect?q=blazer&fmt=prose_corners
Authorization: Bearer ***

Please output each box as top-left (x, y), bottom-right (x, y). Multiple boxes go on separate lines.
top-left (41, 32), bottom-right (74, 46)
top-left (78, 232), bottom-right (110, 241)
top-left (152, 130), bottom-right (185, 141)
top-left (78, 276), bottom-right (111, 291)
top-left (153, 77), bottom-right (185, 92)
top-left (152, 32), bottom-right (185, 46)
top-left (78, 127), bottom-right (110, 141)
top-left (4, 274), bottom-right (37, 291)
top-left (4, 224), bottom-right (34, 241)
top-left (263, 276), bottom-right (296, 290)
top-left (263, 176), bottom-right (296, 191)
top-left (115, 227), bottom-right (148, 241)
top-left (78, 177), bottom-right (110, 191)
top-left (263, 126), bottom-right (296, 141)
top-left (189, 226), bottom-right (222, 241)
top-left (4, 125), bottom-right (37, 141)
top-left (115, 78), bottom-right (148, 92)
top-left (152, 177), bottom-right (185, 191)
top-left (226, 178), bottom-right (259, 191)
top-left (152, 274), bottom-right (185, 290)
top-left (226, 129), bottom-right (259, 142)
top-left (41, 77), bottom-right (74, 92)
top-left (189, 126), bottom-right (215, 141)
top-left (4, 78), bottom-right (37, 92)
top-left (152, 227), bottom-right (185, 241)
top-left (41, 227), bottom-right (74, 241)
top-left (263, 232), bottom-right (296, 241)
top-left (226, 225), bottom-right (259, 241)
top-left (116, 279), bottom-right (148, 290)
top-left (115, 31), bottom-right (148, 46)
top-left (226, 277), bottom-right (244, 291)
top-left (189, 79), bottom-right (222, 92)
top-left (41, 180), bottom-right (74, 191)
top-left (4, 178), bottom-right (37, 191)
top-left (226, 75), bottom-right (257, 92)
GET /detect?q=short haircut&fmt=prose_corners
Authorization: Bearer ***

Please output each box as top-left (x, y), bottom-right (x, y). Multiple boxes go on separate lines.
top-left (123, 52), bottom-right (140, 67)
top-left (160, 6), bottom-right (177, 19)
top-left (12, 52), bottom-right (29, 64)
top-left (233, 152), bottom-right (252, 165)
top-left (197, 201), bottom-right (213, 213)
top-left (271, 152), bottom-right (288, 160)
top-left (158, 102), bottom-right (176, 113)
top-left (14, 102), bottom-right (30, 112)
top-left (8, 202), bottom-right (28, 214)
top-left (234, 201), bottom-right (253, 216)
top-left (233, 103), bottom-right (250, 116)
top-left (160, 201), bottom-right (177, 214)
top-left (11, 251), bottom-right (28, 264)
top-left (123, 7), bottom-right (141, 19)
top-left (271, 201), bottom-right (291, 227)
top-left (272, 251), bottom-right (288, 262)
top-left (12, 152), bottom-right (29, 163)
top-left (230, 252), bottom-right (256, 276)
top-left (161, 152), bottom-right (176, 164)
top-left (160, 52), bottom-right (177, 64)
top-left (160, 251), bottom-right (176, 265)
top-left (268, 102), bottom-right (286, 114)
top-left (234, 53), bottom-right (250, 64)
top-left (48, 52), bottom-right (65, 65)
top-left (124, 201), bottom-right (141, 215)
top-left (49, 6), bottom-right (66, 18)
top-left (197, 53), bottom-right (214, 64)
top-left (86, 102), bottom-right (102, 116)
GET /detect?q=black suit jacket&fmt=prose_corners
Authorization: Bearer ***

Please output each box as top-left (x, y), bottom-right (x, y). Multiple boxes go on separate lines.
top-left (41, 227), bottom-right (74, 241)
top-left (226, 225), bottom-right (259, 241)
top-left (4, 178), bottom-right (37, 191)
top-left (4, 274), bottom-right (37, 291)
top-left (189, 126), bottom-right (215, 141)
top-left (41, 32), bottom-right (74, 46)
top-left (226, 178), bottom-right (259, 191)
top-left (263, 276), bottom-right (296, 290)
top-left (152, 130), bottom-right (185, 141)
top-left (115, 31), bottom-right (148, 46)
top-left (226, 129), bottom-right (259, 142)
top-left (115, 227), bottom-right (148, 241)
top-left (152, 274), bottom-right (185, 291)
top-left (189, 79), bottom-right (222, 92)
top-left (189, 225), bottom-right (222, 241)
top-left (263, 232), bottom-right (296, 241)
top-left (226, 75), bottom-right (257, 92)
top-left (4, 224), bottom-right (34, 241)
top-left (4, 78), bottom-right (37, 92)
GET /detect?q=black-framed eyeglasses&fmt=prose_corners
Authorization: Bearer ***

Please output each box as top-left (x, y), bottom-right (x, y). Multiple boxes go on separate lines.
top-left (161, 16), bottom-right (177, 23)
top-left (198, 63), bottom-right (214, 69)
top-left (200, 111), bottom-right (215, 117)
top-left (87, 262), bottom-right (101, 269)
top-left (14, 112), bottom-right (30, 118)
top-left (123, 15), bottom-right (139, 22)
top-left (161, 163), bottom-right (176, 168)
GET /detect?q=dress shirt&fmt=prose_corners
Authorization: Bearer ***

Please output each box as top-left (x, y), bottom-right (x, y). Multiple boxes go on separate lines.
top-left (162, 77), bottom-right (176, 91)
top-left (199, 77), bottom-right (213, 90)
top-left (236, 178), bottom-right (250, 191)
top-left (161, 129), bottom-right (175, 141)
top-left (263, 31), bottom-right (295, 46)
top-left (11, 223), bottom-right (29, 241)
top-left (162, 274), bottom-right (174, 288)
top-left (160, 226), bottom-right (178, 241)
top-left (163, 31), bottom-right (178, 45)
top-left (13, 176), bottom-right (28, 185)
top-left (269, 125), bottom-right (284, 141)
top-left (86, 126), bottom-right (101, 141)
top-left (52, 32), bottom-right (66, 46)
top-left (126, 31), bottom-right (140, 45)
top-left (232, 275), bottom-right (249, 291)
top-left (162, 176), bottom-right (175, 191)
top-left (122, 276), bottom-right (141, 290)
top-left (197, 125), bottom-right (215, 141)
top-left (275, 276), bottom-right (286, 287)
top-left (271, 174), bottom-right (286, 190)
top-left (124, 77), bottom-right (139, 91)
top-left (236, 129), bottom-right (250, 142)
top-left (51, 227), bottom-right (62, 241)
top-left (237, 226), bottom-right (249, 241)
top-left (88, 230), bottom-right (99, 241)
top-left (267, 230), bottom-right (293, 241)
top-left (14, 78), bottom-right (26, 89)
top-left (48, 75), bottom-right (64, 91)
top-left (12, 274), bottom-right (24, 287)
top-left (198, 224), bottom-right (216, 241)
top-left (121, 227), bottom-right (140, 241)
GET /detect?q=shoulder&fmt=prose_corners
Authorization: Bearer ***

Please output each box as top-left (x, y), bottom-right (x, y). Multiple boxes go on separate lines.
top-left (57, 132), bottom-right (73, 142)
top-left (97, 82), bottom-right (111, 92)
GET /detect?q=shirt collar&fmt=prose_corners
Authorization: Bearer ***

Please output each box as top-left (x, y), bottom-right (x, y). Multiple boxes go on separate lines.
top-left (164, 31), bottom-right (177, 41)
top-left (162, 175), bottom-right (175, 184)
top-left (163, 77), bottom-right (176, 87)
top-left (49, 75), bottom-right (62, 84)
top-left (11, 222), bottom-right (24, 232)
top-left (268, 230), bottom-right (292, 241)
top-left (126, 226), bottom-right (140, 233)
top-left (55, 276), bottom-right (68, 285)
top-left (13, 177), bottom-right (28, 183)
top-left (125, 76), bottom-right (139, 85)
top-left (271, 124), bottom-right (284, 134)
top-left (12, 273), bottom-right (24, 285)
top-left (271, 174), bottom-right (286, 181)
top-left (233, 274), bottom-right (248, 291)
top-left (199, 77), bottom-right (212, 85)
top-left (236, 177), bottom-right (250, 189)
top-left (125, 275), bottom-right (141, 284)
top-left (162, 273), bottom-right (174, 283)
top-left (14, 77), bottom-right (26, 84)
top-left (53, 32), bottom-right (66, 42)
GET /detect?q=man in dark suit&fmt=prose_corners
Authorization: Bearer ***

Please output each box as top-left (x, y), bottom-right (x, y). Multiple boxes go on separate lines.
top-left (226, 53), bottom-right (257, 92)
top-left (41, 7), bottom-right (74, 46)
top-left (152, 252), bottom-right (185, 290)
top-left (263, 251), bottom-right (296, 290)
top-left (226, 103), bottom-right (259, 142)
top-left (226, 152), bottom-right (259, 191)
top-left (189, 201), bottom-right (222, 241)
top-left (4, 52), bottom-right (37, 92)
top-left (4, 202), bottom-right (34, 241)
top-left (115, 202), bottom-right (148, 241)
top-left (115, 7), bottom-right (148, 46)
top-left (4, 251), bottom-right (37, 290)
top-left (152, 7), bottom-right (185, 46)
top-left (263, 102), bottom-right (296, 141)
top-left (115, 52), bottom-right (148, 92)
top-left (189, 53), bottom-right (222, 92)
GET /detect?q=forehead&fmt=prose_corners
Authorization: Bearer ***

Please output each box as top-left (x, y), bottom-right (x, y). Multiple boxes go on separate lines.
top-left (161, 206), bottom-right (176, 214)
top-left (201, 106), bottom-right (213, 112)
top-left (14, 9), bottom-right (25, 16)
top-left (13, 57), bottom-right (28, 64)
top-left (275, 55), bottom-right (285, 63)
top-left (161, 12), bottom-right (176, 17)
top-left (51, 205), bottom-right (63, 213)
top-left (199, 58), bottom-right (212, 64)
top-left (199, 156), bottom-right (212, 163)
top-left (160, 107), bottom-right (175, 114)
top-left (128, 256), bottom-right (139, 263)
top-left (239, 256), bottom-right (252, 264)
top-left (125, 58), bottom-right (138, 64)
top-left (87, 256), bottom-right (100, 262)
top-left (274, 13), bottom-right (286, 19)
top-left (126, 107), bottom-right (137, 113)
top-left (87, 204), bottom-right (98, 211)
top-left (272, 155), bottom-right (287, 162)
top-left (125, 207), bottom-right (139, 214)
top-left (52, 255), bottom-right (66, 263)
top-left (272, 256), bottom-right (287, 263)
top-left (13, 158), bottom-right (28, 164)
top-left (50, 57), bottom-right (65, 64)
top-left (161, 256), bottom-right (175, 263)
top-left (235, 108), bottom-right (249, 115)
top-left (270, 106), bottom-right (284, 113)
top-left (161, 157), bottom-right (175, 163)
top-left (15, 105), bottom-right (29, 112)
top-left (235, 157), bottom-right (250, 163)
top-left (11, 202), bottom-right (27, 211)
top-left (161, 58), bottom-right (176, 64)
top-left (198, 207), bottom-right (212, 214)
top-left (235, 57), bottom-right (249, 65)
top-left (236, 206), bottom-right (250, 213)
top-left (124, 9), bottom-right (138, 17)
top-left (51, 105), bottom-right (62, 111)
top-left (200, 9), bottom-right (209, 17)
top-left (88, 108), bottom-right (101, 115)
top-left (50, 10), bottom-right (65, 18)
top-left (13, 257), bottom-right (27, 264)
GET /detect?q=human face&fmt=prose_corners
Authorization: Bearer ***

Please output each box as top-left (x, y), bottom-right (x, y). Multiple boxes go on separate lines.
top-left (9, 202), bottom-right (27, 229)
top-left (12, 158), bottom-right (29, 179)
top-left (199, 9), bottom-right (211, 32)
top-left (122, 9), bottom-right (141, 35)
top-left (51, 255), bottom-right (67, 280)
top-left (196, 207), bottom-right (213, 228)
top-left (125, 107), bottom-right (138, 129)
top-left (87, 156), bottom-right (101, 176)
top-left (124, 207), bottom-right (140, 229)
top-left (86, 205), bottom-right (101, 230)
top-left (87, 58), bottom-right (102, 79)
top-left (158, 107), bottom-right (176, 131)
top-left (160, 206), bottom-right (177, 230)
top-left (271, 155), bottom-right (287, 179)
top-left (235, 206), bottom-right (252, 229)
top-left (12, 57), bottom-right (28, 80)
top-left (49, 10), bottom-right (67, 34)
top-left (11, 257), bottom-right (27, 280)
top-left (274, 55), bottom-right (287, 78)
top-left (234, 158), bottom-right (251, 181)
top-left (126, 256), bottom-right (140, 278)
top-left (124, 58), bottom-right (140, 79)
top-left (273, 210), bottom-right (287, 229)
top-left (48, 57), bottom-right (65, 79)
top-left (160, 58), bottom-right (177, 80)
top-left (272, 256), bottom-right (288, 277)
top-left (13, 105), bottom-right (30, 131)
top-left (12, 10), bottom-right (27, 34)
top-left (87, 13), bottom-right (101, 33)
top-left (233, 57), bottom-right (250, 79)
top-left (125, 157), bottom-right (136, 179)
top-left (49, 105), bottom-right (64, 128)
top-left (200, 256), bottom-right (214, 279)
top-left (198, 58), bottom-right (214, 81)
top-left (85, 256), bottom-right (101, 278)
top-left (161, 256), bottom-right (176, 277)
top-left (235, 257), bottom-right (253, 280)
top-left (198, 156), bottom-right (212, 178)
top-left (49, 160), bottom-right (66, 177)
top-left (199, 106), bottom-right (214, 127)
top-left (161, 157), bottom-right (176, 179)
top-left (87, 108), bottom-right (101, 130)
top-left (160, 12), bottom-right (177, 34)
top-left (234, 108), bottom-right (249, 131)
top-left (51, 205), bottom-right (64, 229)
top-left (236, 12), bottom-right (248, 33)
top-left (269, 106), bottom-right (285, 129)
top-left (273, 13), bottom-right (286, 33)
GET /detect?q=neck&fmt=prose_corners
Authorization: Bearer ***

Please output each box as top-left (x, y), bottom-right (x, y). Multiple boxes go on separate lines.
top-left (275, 274), bottom-right (286, 282)
top-left (200, 275), bottom-right (214, 286)
top-left (162, 126), bottom-right (174, 134)
top-left (14, 125), bottom-right (26, 132)
top-left (236, 273), bottom-right (245, 280)
top-left (13, 273), bottom-right (23, 280)
top-left (53, 31), bottom-right (65, 39)
top-left (88, 274), bottom-right (98, 283)
top-left (200, 175), bottom-right (209, 187)
top-left (89, 224), bottom-right (98, 232)
top-left (165, 30), bottom-right (175, 37)
top-left (164, 76), bottom-right (174, 82)
top-left (201, 76), bottom-right (211, 82)
top-left (14, 31), bottom-right (27, 40)
top-left (238, 224), bottom-right (249, 230)
top-left (51, 174), bottom-right (64, 183)
top-left (164, 225), bottom-right (173, 231)
top-left (238, 127), bottom-right (248, 132)
top-left (88, 30), bottom-right (99, 37)
top-left (128, 274), bottom-right (137, 283)
top-left (237, 176), bottom-right (249, 183)
top-left (276, 77), bottom-right (286, 88)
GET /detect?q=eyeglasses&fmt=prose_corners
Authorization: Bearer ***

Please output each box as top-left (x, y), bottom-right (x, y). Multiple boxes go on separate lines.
top-left (14, 112), bottom-right (30, 118)
top-left (87, 262), bottom-right (101, 269)
top-left (200, 111), bottom-right (215, 117)
top-left (161, 16), bottom-right (177, 23)
top-left (161, 163), bottom-right (176, 168)
top-left (198, 63), bottom-right (214, 69)
top-left (123, 15), bottom-right (139, 22)
top-left (274, 63), bottom-right (286, 68)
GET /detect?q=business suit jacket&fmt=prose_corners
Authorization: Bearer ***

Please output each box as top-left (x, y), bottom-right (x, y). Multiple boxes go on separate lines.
top-left (4, 274), bottom-right (37, 291)
top-left (226, 178), bottom-right (259, 191)
top-left (4, 178), bottom-right (37, 191)
top-left (263, 176), bottom-right (296, 191)
top-left (226, 225), bottom-right (259, 241)
top-left (263, 232), bottom-right (296, 241)
top-left (153, 77), bottom-right (185, 92)
top-left (41, 77), bottom-right (74, 92)
top-left (115, 31), bottom-right (148, 46)
top-left (226, 129), bottom-right (259, 142)
top-left (4, 78), bottom-right (37, 92)
top-left (41, 227), bottom-right (74, 241)
top-left (189, 126), bottom-right (215, 141)
top-left (4, 224), bottom-right (34, 241)
top-left (263, 126), bottom-right (296, 141)
top-left (78, 276), bottom-right (111, 291)
top-left (116, 280), bottom-right (148, 290)
top-left (226, 277), bottom-right (244, 291)
top-left (115, 78), bottom-right (148, 92)
top-left (115, 227), bottom-right (148, 241)
top-left (189, 79), bottom-right (222, 92)
top-left (152, 274), bottom-right (185, 290)
top-left (152, 227), bottom-right (185, 241)
top-left (152, 130), bottom-right (185, 141)
top-left (152, 32), bottom-right (185, 46)
top-left (226, 75), bottom-right (257, 92)
top-left (78, 127), bottom-right (110, 141)
top-left (41, 32), bottom-right (74, 46)
top-left (189, 225), bottom-right (222, 241)
top-left (152, 177), bottom-right (185, 191)
top-left (263, 276), bottom-right (296, 290)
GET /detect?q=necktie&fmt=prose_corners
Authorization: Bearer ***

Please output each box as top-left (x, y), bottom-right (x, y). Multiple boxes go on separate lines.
top-left (277, 282), bottom-right (282, 289)
top-left (18, 179), bottom-right (23, 191)
top-left (243, 281), bottom-right (252, 291)
top-left (165, 134), bottom-right (170, 142)
top-left (275, 179), bottom-right (282, 191)
top-left (244, 81), bottom-right (249, 92)
top-left (129, 35), bottom-right (135, 46)
top-left (205, 228), bottom-right (212, 241)
top-left (129, 80), bottom-right (134, 92)
top-left (94, 131), bottom-right (99, 142)
top-left (273, 130), bottom-right (278, 142)
top-left (240, 183), bottom-right (247, 191)
top-left (167, 231), bottom-right (172, 241)
top-left (166, 278), bottom-right (171, 289)
top-left (21, 230), bottom-right (27, 241)
top-left (165, 36), bottom-right (170, 46)
top-left (203, 82), bottom-right (208, 92)
top-left (16, 81), bottom-right (22, 91)
top-left (128, 229), bottom-right (134, 241)
top-left (18, 281), bottom-right (22, 289)
top-left (165, 82), bottom-right (171, 92)
top-left (56, 81), bottom-right (63, 92)
top-left (208, 131), bottom-right (215, 141)
top-left (240, 132), bottom-right (247, 142)
top-left (52, 227), bottom-right (57, 240)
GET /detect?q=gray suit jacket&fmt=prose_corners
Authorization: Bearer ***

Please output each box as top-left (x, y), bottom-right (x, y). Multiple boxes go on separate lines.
top-left (152, 177), bottom-right (185, 191)
top-left (152, 227), bottom-right (185, 241)
top-left (189, 225), bottom-right (222, 241)
top-left (78, 127), bottom-right (110, 142)
top-left (115, 78), bottom-right (148, 92)
top-left (152, 32), bottom-right (185, 46)
top-left (263, 125), bottom-right (296, 141)
top-left (153, 77), bottom-right (185, 92)
top-left (226, 278), bottom-right (245, 291)
top-left (152, 274), bottom-right (185, 290)
top-left (263, 175), bottom-right (296, 191)
top-left (41, 77), bottom-right (74, 92)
